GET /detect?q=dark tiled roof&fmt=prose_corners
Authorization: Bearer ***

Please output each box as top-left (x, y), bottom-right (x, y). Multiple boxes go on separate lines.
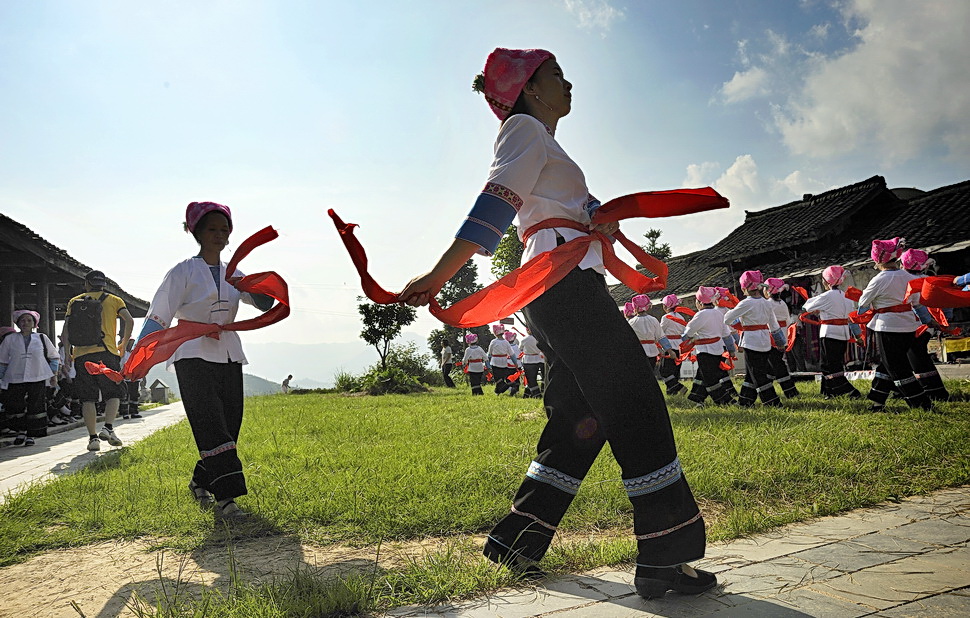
top-left (873, 180), bottom-right (970, 248)
top-left (701, 175), bottom-right (891, 265)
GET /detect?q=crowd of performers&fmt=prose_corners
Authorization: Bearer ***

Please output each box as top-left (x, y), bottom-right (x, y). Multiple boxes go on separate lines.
top-left (446, 237), bottom-right (967, 411)
top-left (613, 237), bottom-right (962, 410)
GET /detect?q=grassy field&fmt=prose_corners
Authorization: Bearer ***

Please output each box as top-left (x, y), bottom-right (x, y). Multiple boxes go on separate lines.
top-left (1, 380), bottom-right (968, 615)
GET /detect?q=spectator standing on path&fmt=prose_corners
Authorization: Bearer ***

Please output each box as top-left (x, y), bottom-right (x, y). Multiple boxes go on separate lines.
top-left (440, 342), bottom-right (456, 388)
top-left (0, 310), bottom-right (59, 446)
top-left (399, 48), bottom-right (715, 599)
top-left (62, 270), bottom-right (133, 452)
top-left (135, 202), bottom-right (275, 521)
top-left (282, 375), bottom-right (293, 394)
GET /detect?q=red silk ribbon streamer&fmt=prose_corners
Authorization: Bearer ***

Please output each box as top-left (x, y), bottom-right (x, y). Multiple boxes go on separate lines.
top-left (905, 275), bottom-right (970, 309)
top-left (799, 312), bottom-right (821, 325)
top-left (119, 226), bottom-right (290, 380)
top-left (792, 286), bottom-right (810, 302)
top-left (785, 323), bottom-right (798, 352)
top-left (506, 370), bottom-right (523, 382)
top-left (84, 361), bottom-right (124, 384)
top-left (719, 352), bottom-right (735, 372)
top-left (329, 188), bottom-right (728, 328)
top-left (717, 292), bottom-right (740, 310)
top-left (845, 286), bottom-right (863, 302)
top-left (674, 306), bottom-right (697, 318)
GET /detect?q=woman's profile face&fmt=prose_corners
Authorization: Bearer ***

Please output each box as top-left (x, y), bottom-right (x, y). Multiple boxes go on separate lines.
top-left (196, 212), bottom-right (231, 252)
top-left (525, 59), bottom-right (572, 118)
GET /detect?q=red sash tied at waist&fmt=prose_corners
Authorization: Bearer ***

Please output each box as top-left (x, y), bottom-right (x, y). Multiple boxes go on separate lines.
top-left (691, 337), bottom-right (722, 346)
top-left (639, 339), bottom-right (657, 344)
top-left (738, 324), bottom-right (769, 331)
top-left (329, 188), bottom-right (728, 328)
top-left (91, 227), bottom-right (291, 382)
top-left (850, 303), bottom-right (913, 325)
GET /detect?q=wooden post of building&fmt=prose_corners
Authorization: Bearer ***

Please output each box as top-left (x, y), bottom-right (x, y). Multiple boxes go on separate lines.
top-left (0, 278), bottom-right (12, 327)
top-left (37, 266), bottom-right (51, 337)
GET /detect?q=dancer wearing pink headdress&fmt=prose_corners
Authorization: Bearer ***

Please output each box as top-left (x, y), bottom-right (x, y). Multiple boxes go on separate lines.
top-left (899, 249), bottom-right (949, 401)
top-left (801, 266), bottom-right (862, 400)
top-left (722, 271), bottom-right (785, 407)
top-left (762, 278), bottom-right (798, 398)
top-left (858, 238), bottom-right (931, 411)
top-left (627, 295), bottom-right (673, 369)
top-left (487, 324), bottom-right (515, 394)
top-left (658, 294), bottom-right (688, 395)
top-left (503, 330), bottom-right (522, 396)
top-left (683, 287), bottom-right (737, 405)
top-left (461, 333), bottom-right (488, 395)
top-left (395, 47), bottom-right (714, 596)
top-left (519, 328), bottom-right (545, 398)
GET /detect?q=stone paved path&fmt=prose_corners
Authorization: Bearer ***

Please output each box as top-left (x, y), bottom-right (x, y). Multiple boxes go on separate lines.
top-left (0, 401), bottom-right (186, 504)
top-left (389, 487), bottom-right (970, 617)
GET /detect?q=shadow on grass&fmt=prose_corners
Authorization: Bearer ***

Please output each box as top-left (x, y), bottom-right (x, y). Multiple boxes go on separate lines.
top-left (94, 509), bottom-right (383, 617)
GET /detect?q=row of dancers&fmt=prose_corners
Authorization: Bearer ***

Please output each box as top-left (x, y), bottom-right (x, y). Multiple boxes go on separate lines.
top-left (623, 238), bottom-right (957, 410)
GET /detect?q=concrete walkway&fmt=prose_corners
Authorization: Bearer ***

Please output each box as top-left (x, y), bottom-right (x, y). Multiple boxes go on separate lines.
top-left (391, 488), bottom-right (970, 617)
top-left (0, 401), bottom-right (186, 505)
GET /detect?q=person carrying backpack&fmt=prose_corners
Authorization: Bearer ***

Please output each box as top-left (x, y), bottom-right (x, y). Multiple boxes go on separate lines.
top-left (62, 270), bottom-right (134, 452)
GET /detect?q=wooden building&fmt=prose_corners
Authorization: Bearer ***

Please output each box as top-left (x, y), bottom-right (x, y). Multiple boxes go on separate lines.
top-left (610, 176), bottom-right (970, 370)
top-left (0, 213), bottom-right (148, 338)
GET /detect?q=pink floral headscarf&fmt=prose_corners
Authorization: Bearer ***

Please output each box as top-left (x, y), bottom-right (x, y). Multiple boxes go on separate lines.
top-left (623, 302), bottom-right (636, 318)
top-left (503, 331), bottom-right (517, 342)
top-left (739, 270), bottom-right (764, 291)
top-left (764, 278), bottom-right (787, 294)
top-left (491, 324), bottom-right (505, 336)
top-left (13, 310), bottom-right (41, 330)
top-left (822, 266), bottom-right (846, 286)
top-left (631, 294), bottom-right (652, 313)
top-left (464, 333), bottom-right (478, 344)
top-left (696, 286), bottom-right (720, 304)
top-left (662, 294), bottom-right (680, 311)
top-left (871, 237), bottom-right (905, 263)
top-left (475, 48), bottom-right (554, 120)
top-left (185, 201), bottom-right (232, 235)
top-left (900, 249), bottom-right (930, 271)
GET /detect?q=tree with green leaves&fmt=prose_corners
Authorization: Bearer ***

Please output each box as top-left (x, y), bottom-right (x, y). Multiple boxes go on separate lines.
top-left (490, 224), bottom-right (523, 279)
top-left (427, 259), bottom-right (490, 356)
top-left (358, 298), bottom-right (417, 369)
top-left (642, 228), bottom-right (672, 261)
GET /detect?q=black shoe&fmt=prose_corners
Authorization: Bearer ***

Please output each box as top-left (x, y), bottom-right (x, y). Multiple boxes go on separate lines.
top-left (130, 413), bottom-right (143, 419)
top-left (483, 539), bottom-right (545, 580)
top-left (13, 434), bottom-right (26, 446)
top-left (635, 564), bottom-right (717, 599)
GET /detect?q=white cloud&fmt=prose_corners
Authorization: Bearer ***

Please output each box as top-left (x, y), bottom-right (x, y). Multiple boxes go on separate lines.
top-left (774, 0), bottom-right (970, 162)
top-left (563, 0), bottom-right (625, 33)
top-left (684, 161), bottom-right (721, 187)
top-left (721, 67), bottom-right (769, 103)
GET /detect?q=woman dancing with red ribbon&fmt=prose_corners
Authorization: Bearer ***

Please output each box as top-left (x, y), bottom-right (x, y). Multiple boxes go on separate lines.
top-left (127, 202), bottom-right (288, 521)
top-left (350, 48), bottom-right (724, 599)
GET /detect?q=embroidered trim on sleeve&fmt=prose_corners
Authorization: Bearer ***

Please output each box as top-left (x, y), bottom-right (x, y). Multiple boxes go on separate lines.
top-left (483, 182), bottom-right (523, 211)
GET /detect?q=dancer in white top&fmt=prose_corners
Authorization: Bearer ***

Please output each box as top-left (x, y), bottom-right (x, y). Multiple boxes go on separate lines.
top-left (762, 278), bottom-right (799, 398)
top-left (801, 266), bottom-right (861, 399)
top-left (722, 271), bottom-right (785, 407)
top-left (461, 333), bottom-right (488, 395)
top-left (658, 295), bottom-right (688, 395)
top-left (683, 287), bottom-right (737, 405)
top-left (627, 295), bottom-right (673, 369)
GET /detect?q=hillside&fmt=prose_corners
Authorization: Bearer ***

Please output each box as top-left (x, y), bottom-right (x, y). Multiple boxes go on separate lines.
top-left (145, 366), bottom-right (281, 398)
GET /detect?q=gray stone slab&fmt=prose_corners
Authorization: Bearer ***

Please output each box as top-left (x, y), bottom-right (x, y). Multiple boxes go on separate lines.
top-left (788, 515), bottom-right (885, 541)
top-left (891, 518), bottom-right (970, 546)
top-left (791, 532), bottom-right (934, 572)
top-left (571, 569), bottom-right (637, 599)
top-left (559, 588), bottom-right (734, 618)
top-left (436, 578), bottom-right (608, 618)
top-left (876, 591), bottom-right (970, 617)
top-left (765, 588), bottom-right (870, 617)
top-left (807, 553), bottom-right (970, 611)
top-left (720, 556), bottom-right (841, 596)
top-left (841, 505), bottom-right (921, 529)
top-left (722, 531), bottom-right (832, 563)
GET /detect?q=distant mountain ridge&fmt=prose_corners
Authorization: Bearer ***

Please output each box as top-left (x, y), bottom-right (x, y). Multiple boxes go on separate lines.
top-left (145, 366), bottom-right (282, 398)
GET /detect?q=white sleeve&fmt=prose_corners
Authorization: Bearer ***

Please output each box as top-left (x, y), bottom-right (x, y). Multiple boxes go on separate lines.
top-left (487, 115), bottom-right (549, 200)
top-left (145, 262), bottom-right (187, 328)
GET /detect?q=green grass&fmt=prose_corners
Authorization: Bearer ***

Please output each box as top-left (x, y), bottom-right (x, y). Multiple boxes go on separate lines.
top-left (2, 379), bottom-right (969, 615)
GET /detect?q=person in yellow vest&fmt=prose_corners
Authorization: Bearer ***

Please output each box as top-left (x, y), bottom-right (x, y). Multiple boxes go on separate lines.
top-left (62, 270), bottom-right (134, 452)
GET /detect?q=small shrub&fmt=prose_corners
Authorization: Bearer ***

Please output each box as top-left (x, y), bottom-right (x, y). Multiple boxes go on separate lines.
top-left (334, 369), bottom-right (363, 393)
top-left (384, 343), bottom-right (442, 386)
top-left (360, 366), bottom-right (429, 395)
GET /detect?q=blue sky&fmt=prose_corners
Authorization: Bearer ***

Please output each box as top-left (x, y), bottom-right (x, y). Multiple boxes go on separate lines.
top-left (2, 1), bottom-right (968, 374)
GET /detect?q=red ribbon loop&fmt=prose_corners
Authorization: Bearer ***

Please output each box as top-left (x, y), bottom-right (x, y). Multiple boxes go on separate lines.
top-left (330, 188), bottom-right (728, 328)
